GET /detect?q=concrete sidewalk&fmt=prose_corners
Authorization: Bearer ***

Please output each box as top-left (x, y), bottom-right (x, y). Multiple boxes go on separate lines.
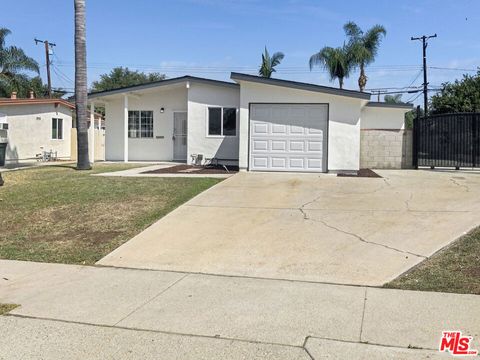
top-left (1, 260), bottom-right (478, 359)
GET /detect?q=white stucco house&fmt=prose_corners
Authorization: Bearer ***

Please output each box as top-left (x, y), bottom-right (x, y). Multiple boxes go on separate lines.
top-left (0, 94), bottom-right (105, 165)
top-left (88, 73), bottom-right (412, 172)
top-left (0, 96), bottom-right (75, 164)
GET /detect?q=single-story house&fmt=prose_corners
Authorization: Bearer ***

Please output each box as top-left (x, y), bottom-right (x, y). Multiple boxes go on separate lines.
top-left (88, 73), bottom-right (413, 172)
top-left (0, 92), bottom-right (104, 165)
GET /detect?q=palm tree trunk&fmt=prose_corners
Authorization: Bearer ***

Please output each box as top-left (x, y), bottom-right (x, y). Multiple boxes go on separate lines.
top-left (339, 77), bottom-right (344, 89)
top-left (358, 63), bottom-right (367, 92)
top-left (74, 0), bottom-right (90, 170)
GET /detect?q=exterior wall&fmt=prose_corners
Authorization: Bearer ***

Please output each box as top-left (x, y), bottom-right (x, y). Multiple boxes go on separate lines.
top-left (360, 129), bottom-right (413, 169)
top-left (104, 86), bottom-right (187, 161)
top-left (0, 104), bottom-right (73, 163)
top-left (360, 106), bottom-right (412, 169)
top-left (187, 82), bottom-right (240, 164)
top-left (361, 106), bottom-right (406, 130)
top-left (237, 81), bottom-right (365, 171)
top-left (71, 128), bottom-right (105, 161)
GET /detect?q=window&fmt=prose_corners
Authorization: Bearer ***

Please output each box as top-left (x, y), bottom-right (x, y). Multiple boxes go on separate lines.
top-left (52, 118), bottom-right (63, 139)
top-left (208, 107), bottom-right (237, 136)
top-left (128, 110), bottom-right (153, 138)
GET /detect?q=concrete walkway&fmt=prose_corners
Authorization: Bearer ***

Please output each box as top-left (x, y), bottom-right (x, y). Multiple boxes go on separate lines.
top-left (94, 162), bottom-right (235, 178)
top-left (0, 260), bottom-right (478, 359)
top-left (98, 170), bottom-right (480, 286)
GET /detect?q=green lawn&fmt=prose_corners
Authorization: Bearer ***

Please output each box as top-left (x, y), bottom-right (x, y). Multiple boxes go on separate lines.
top-left (385, 227), bottom-right (480, 295)
top-left (0, 164), bottom-right (221, 264)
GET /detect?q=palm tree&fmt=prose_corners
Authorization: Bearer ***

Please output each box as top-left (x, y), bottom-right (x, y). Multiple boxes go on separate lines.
top-left (384, 94), bottom-right (404, 104)
top-left (344, 21), bottom-right (386, 92)
top-left (0, 27), bottom-right (40, 97)
top-left (258, 47), bottom-right (284, 78)
top-left (309, 46), bottom-right (352, 89)
top-left (74, 0), bottom-right (90, 170)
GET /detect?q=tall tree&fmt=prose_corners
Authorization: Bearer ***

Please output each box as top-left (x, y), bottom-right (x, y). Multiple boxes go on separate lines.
top-left (430, 70), bottom-right (480, 114)
top-left (309, 46), bottom-right (352, 89)
top-left (384, 94), bottom-right (404, 104)
top-left (91, 67), bottom-right (166, 92)
top-left (0, 27), bottom-right (40, 98)
top-left (258, 47), bottom-right (284, 78)
top-left (74, 0), bottom-right (90, 170)
top-left (344, 21), bottom-right (386, 92)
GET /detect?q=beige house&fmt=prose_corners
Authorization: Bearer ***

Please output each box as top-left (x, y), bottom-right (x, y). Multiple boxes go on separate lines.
top-left (0, 93), bottom-right (104, 165)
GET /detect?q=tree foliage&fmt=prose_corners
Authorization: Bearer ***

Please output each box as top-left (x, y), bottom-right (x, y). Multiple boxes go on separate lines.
top-left (258, 47), bottom-right (284, 78)
top-left (309, 21), bottom-right (385, 90)
top-left (430, 70), bottom-right (480, 114)
top-left (343, 21), bottom-right (386, 91)
top-left (91, 67), bottom-right (166, 92)
top-left (0, 27), bottom-right (43, 98)
top-left (309, 45), bottom-right (353, 89)
top-left (384, 94), bottom-right (404, 104)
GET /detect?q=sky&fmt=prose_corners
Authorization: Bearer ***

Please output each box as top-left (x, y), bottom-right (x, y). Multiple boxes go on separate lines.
top-left (1, 0), bottom-right (479, 105)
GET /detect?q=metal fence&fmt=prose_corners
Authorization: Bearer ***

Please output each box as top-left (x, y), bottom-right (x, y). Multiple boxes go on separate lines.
top-left (413, 112), bottom-right (480, 169)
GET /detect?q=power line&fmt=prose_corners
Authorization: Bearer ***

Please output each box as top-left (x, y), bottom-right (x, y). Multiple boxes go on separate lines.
top-left (411, 33), bottom-right (437, 114)
top-left (407, 91), bottom-right (424, 103)
top-left (34, 38), bottom-right (56, 98)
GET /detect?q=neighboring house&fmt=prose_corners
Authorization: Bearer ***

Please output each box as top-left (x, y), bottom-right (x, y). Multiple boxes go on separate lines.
top-left (0, 93), bottom-right (105, 165)
top-left (0, 94), bottom-right (75, 164)
top-left (88, 73), bottom-right (412, 172)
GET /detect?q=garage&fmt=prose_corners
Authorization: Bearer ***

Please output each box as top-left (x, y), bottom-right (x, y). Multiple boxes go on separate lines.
top-left (249, 103), bottom-right (328, 172)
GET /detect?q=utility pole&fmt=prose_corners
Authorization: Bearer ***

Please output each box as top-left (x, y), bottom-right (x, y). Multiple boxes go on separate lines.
top-left (411, 34), bottom-right (436, 115)
top-left (34, 38), bottom-right (56, 98)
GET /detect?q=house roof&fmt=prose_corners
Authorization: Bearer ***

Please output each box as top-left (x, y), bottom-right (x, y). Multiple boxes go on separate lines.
top-left (365, 101), bottom-right (414, 109)
top-left (88, 75), bottom-right (239, 99)
top-left (0, 98), bottom-right (75, 110)
top-left (230, 72), bottom-right (372, 100)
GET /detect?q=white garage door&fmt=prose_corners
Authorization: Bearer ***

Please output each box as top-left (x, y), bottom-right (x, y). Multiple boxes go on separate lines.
top-left (249, 104), bottom-right (328, 172)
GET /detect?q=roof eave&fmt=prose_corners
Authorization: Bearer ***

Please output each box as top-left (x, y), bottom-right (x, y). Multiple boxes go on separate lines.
top-left (0, 99), bottom-right (75, 110)
top-left (230, 72), bottom-right (371, 100)
top-left (365, 102), bottom-right (414, 109)
top-left (88, 75), bottom-right (239, 100)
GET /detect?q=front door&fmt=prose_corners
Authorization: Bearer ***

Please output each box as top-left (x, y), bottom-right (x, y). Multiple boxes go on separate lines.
top-left (173, 112), bottom-right (188, 161)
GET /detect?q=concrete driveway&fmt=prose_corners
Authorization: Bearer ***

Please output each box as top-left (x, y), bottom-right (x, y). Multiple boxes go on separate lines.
top-left (98, 170), bottom-right (480, 286)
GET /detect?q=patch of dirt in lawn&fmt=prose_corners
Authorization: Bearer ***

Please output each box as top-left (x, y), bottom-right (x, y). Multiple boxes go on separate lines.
top-left (144, 164), bottom-right (239, 174)
top-left (24, 200), bottom-right (158, 244)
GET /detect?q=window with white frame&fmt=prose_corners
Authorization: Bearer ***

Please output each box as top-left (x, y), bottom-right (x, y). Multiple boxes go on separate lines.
top-left (128, 110), bottom-right (153, 138)
top-left (52, 118), bottom-right (63, 139)
top-left (208, 107), bottom-right (237, 136)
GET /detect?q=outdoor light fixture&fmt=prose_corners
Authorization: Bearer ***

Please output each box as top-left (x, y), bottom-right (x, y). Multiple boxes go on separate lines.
top-left (160, 107), bottom-right (165, 113)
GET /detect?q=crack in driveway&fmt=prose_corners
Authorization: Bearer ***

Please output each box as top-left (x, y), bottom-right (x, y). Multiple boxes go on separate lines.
top-left (404, 193), bottom-right (414, 211)
top-left (299, 199), bottom-right (426, 259)
top-left (450, 177), bottom-right (470, 192)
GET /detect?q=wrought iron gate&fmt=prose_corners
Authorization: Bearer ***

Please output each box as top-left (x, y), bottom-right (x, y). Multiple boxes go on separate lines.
top-left (413, 112), bottom-right (480, 169)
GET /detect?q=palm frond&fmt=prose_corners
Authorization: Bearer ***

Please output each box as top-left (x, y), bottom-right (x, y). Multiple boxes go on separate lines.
top-left (0, 46), bottom-right (40, 74)
top-left (259, 47), bottom-right (284, 78)
top-left (271, 52), bottom-right (284, 67)
top-left (363, 25), bottom-right (386, 61)
top-left (0, 28), bottom-right (11, 49)
top-left (309, 46), bottom-right (352, 87)
top-left (343, 21), bottom-right (362, 41)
